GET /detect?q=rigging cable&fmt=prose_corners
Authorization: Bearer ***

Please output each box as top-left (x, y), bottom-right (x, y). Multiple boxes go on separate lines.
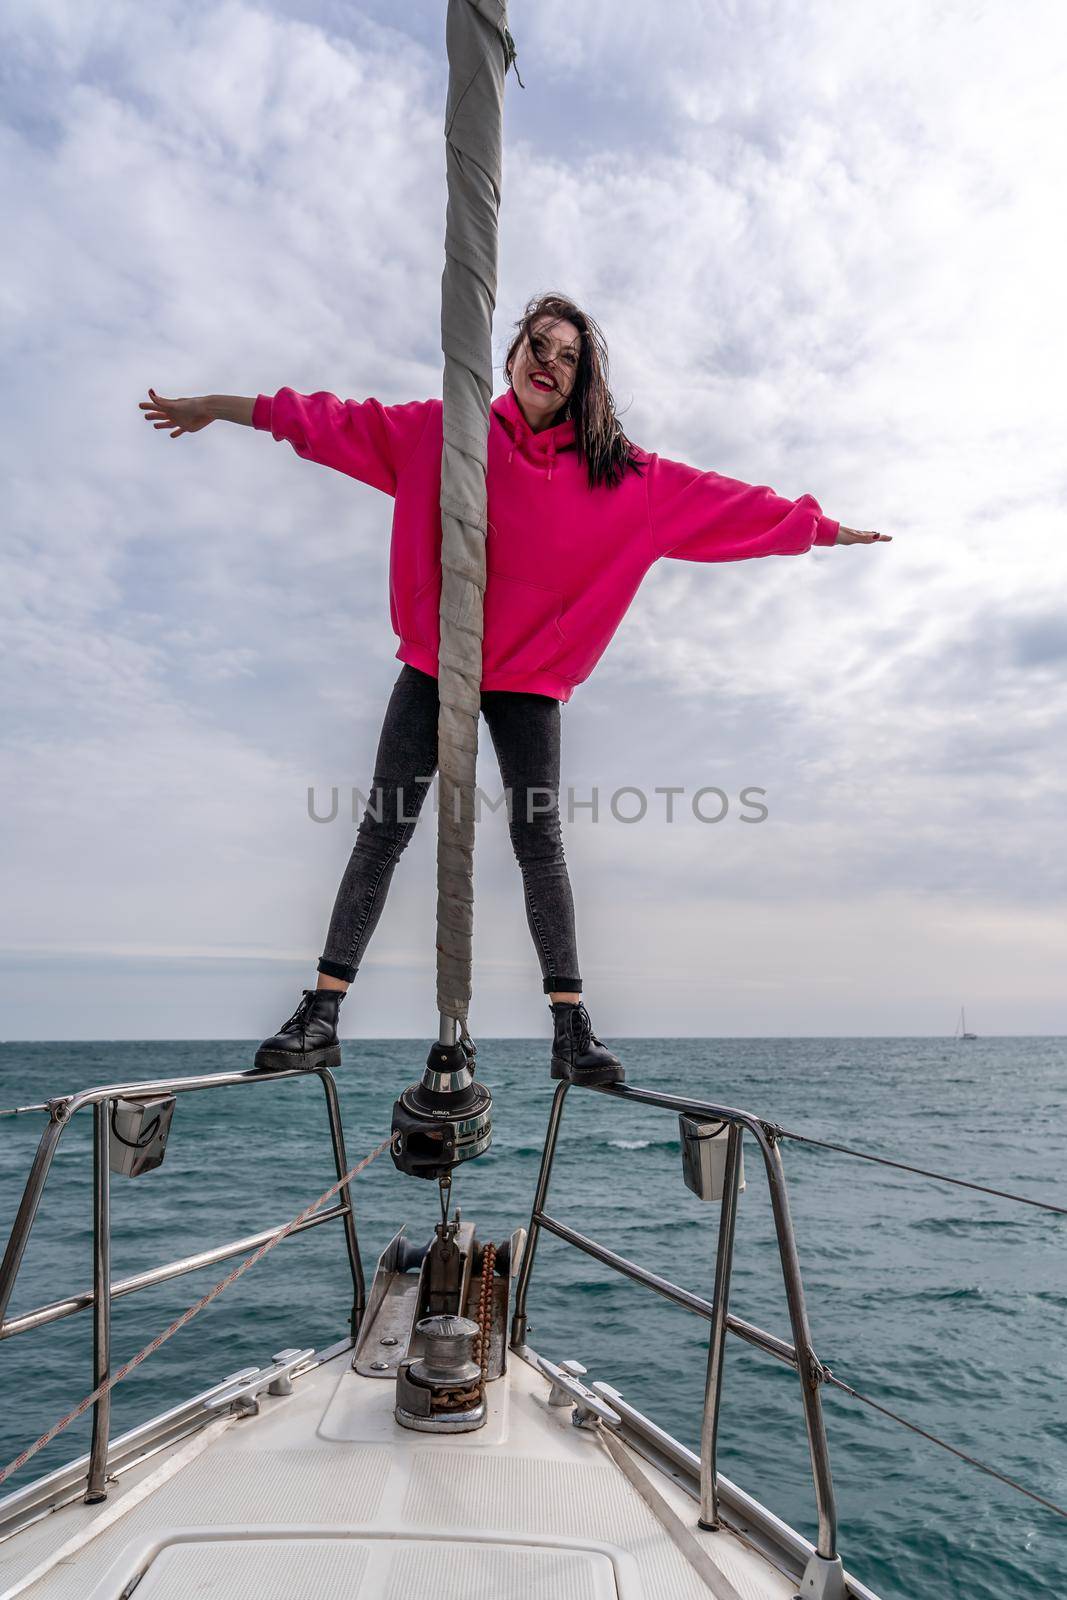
top-left (775, 1127), bottom-right (1067, 1216)
top-left (821, 1366), bottom-right (1067, 1520)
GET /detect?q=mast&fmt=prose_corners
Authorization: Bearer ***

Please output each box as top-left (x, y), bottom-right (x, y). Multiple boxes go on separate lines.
top-left (435, 0), bottom-right (516, 1045)
top-left (389, 4), bottom-right (519, 1191)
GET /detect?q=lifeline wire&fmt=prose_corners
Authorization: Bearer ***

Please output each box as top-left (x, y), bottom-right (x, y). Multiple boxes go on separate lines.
top-left (823, 1368), bottom-right (1067, 1521)
top-left (776, 1128), bottom-right (1067, 1216)
top-left (0, 1135), bottom-right (391, 1488)
top-left (776, 1125), bottom-right (1067, 1517)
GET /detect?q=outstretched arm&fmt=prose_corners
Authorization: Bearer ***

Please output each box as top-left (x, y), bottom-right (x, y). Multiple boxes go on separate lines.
top-left (250, 387), bottom-right (436, 496)
top-left (646, 451), bottom-right (891, 561)
top-left (139, 389), bottom-right (253, 435)
top-left (835, 525), bottom-right (891, 546)
top-left (139, 386), bottom-right (438, 500)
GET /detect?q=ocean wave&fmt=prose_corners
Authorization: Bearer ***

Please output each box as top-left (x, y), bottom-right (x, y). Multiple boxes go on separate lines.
top-left (499, 1135), bottom-right (678, 1157)
top-left (857, 1285), bottom-right (1019, 1315)
top-left (606, 1137), bottom-right (680, 1152)
top-left (1031, 1289), bottom-right (1067, 1308)
top-left (909, 1216), bottom-right (1025, 1236)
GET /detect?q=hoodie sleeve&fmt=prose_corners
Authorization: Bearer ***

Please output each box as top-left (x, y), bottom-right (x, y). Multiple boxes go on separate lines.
top-left (646, 451), bottom-right (839, 563)
top-left (252, 388), bottom-right (436, 497)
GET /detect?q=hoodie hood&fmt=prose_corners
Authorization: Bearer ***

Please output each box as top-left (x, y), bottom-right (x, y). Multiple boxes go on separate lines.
top-left (491, 383), bottom-right (576, 481)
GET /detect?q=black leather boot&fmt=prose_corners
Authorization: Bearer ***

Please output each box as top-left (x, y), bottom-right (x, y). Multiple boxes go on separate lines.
top-left (253, 988), bottom-right (345, 1073)
top-left (549, 999), bottom-right (624, 1086)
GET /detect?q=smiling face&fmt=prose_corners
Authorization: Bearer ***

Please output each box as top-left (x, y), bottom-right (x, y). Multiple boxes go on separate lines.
top-left (509, 313), bottom-right (582, 432)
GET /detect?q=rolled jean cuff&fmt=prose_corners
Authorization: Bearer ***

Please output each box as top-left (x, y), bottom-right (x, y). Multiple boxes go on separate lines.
top-left (543, 975), bottom-right (582, 994)
top-left (318, 956), bottom-right (358, 983)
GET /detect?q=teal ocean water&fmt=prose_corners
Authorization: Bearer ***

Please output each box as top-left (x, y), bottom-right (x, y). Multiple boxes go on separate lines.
top-left (1, 1037), bottom-right (1064, 1599)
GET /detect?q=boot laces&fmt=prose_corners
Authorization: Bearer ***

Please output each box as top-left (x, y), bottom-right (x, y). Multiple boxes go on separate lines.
top-left (571, 1002), bottom-right (599, 1051)
top-left (280, 990), bottom-right (316, 1034)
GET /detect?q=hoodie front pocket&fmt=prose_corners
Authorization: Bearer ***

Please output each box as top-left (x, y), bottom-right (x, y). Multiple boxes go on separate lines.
top-left (482, 571), bottom-right (567, 675)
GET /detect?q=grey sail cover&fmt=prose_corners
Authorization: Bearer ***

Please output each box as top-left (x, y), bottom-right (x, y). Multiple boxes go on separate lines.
top-left (436, 0), bottom-right (515, 1027)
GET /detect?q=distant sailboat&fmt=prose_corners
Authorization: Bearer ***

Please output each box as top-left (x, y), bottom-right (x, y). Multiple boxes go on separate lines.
top-left (954, 1005), bottom-right (978, 1040)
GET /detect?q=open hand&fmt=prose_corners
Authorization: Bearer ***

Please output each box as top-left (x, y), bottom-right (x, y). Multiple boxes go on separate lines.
top-left (836, 525), bottom-right (891, 545)
top-left (138, 388), bottom-right (214, 438)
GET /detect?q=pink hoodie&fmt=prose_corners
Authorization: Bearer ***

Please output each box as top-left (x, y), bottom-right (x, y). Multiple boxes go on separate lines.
top-left (252, 384), bottom-right (839, 702)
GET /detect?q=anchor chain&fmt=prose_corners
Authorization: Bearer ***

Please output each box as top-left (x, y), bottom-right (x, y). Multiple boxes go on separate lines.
top-left (472, 1240), bottom-right (497, 1380)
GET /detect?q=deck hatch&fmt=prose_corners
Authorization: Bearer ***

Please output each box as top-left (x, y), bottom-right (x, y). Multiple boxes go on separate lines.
top-left (119, 1535), bottom-right (617, 1599)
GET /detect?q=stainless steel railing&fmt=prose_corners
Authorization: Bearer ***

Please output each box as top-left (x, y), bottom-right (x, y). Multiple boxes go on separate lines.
top-left (0, 1064), bottom-right (365, 1502)
top-left (510, 1080), bottom-right (839, 1561)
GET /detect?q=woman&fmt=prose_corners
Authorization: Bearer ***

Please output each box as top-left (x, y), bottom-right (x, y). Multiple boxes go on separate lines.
top-left (140, 292), bottom-right (889, 1085)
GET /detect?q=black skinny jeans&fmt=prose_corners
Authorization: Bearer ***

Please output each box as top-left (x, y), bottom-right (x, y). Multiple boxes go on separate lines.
top-left (317, 663), bottom-right (582, 994)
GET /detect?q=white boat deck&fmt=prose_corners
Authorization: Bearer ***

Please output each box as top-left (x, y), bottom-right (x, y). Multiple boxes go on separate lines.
top-left (0, 1343), bottom-right (800, 1600)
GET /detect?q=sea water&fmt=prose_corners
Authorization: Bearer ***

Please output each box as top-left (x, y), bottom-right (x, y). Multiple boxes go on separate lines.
top-left (0, 1036), bottom-right (1064, 1600)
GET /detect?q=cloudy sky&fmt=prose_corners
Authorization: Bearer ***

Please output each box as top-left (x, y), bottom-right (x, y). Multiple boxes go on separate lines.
top-left (2, 0), bottom-right (1065, 1040)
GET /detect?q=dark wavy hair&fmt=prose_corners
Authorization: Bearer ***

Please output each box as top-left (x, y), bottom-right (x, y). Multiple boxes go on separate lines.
top-left (502, 292), bottom-right (646, 492)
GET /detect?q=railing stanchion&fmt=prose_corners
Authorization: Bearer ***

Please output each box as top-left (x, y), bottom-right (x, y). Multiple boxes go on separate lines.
top-left (0, 1116), bottom-right (67, 1333)
top-left (86, 1100), bottom-right (112, 1502)
top-left (698, 1122), bottom-right (743, 1530)
top-left (759, 1130), bottom-right (838, 1560)
top-left (318, 1068), bottom-right (365, 1337)
top-left (523, 1084), bottom-right (841, 1567)
top-left (510, 1082), bottom-right (569, 1348)
top-left (0, 1063), bottom-right (366, 1505)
